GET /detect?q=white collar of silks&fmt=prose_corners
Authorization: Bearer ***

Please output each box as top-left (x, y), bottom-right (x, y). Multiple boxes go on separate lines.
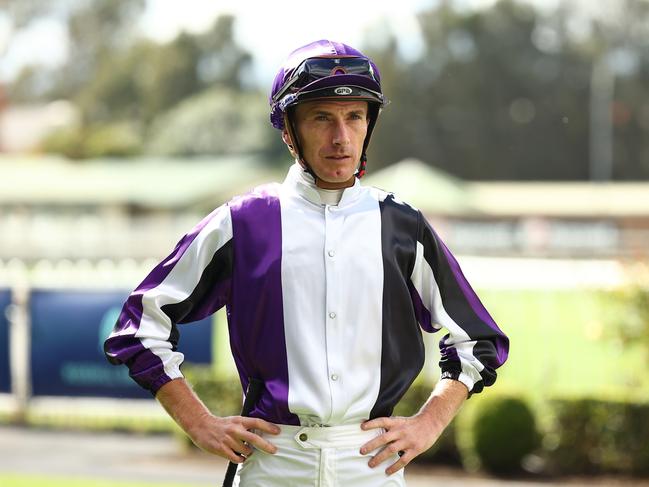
top-left (283, 161), bottom-right (363, 208)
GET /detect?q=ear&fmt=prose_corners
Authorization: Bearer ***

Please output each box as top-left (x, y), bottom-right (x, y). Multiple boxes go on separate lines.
top-left (282, 128), bottom-right (296, 157)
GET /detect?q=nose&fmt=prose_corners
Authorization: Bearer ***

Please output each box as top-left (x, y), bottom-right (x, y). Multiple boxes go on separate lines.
top-left (332, 119), bottom-right (350, 147)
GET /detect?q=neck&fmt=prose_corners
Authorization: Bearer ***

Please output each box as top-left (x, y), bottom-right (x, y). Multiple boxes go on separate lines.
top-left (315, 176), bottom-right (355, 190)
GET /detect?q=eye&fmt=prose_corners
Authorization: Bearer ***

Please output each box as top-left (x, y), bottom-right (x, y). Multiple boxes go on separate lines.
top-left (314, 114), bottom-right (329, 121)
top-left (349, 113), bottom-right (364, 120)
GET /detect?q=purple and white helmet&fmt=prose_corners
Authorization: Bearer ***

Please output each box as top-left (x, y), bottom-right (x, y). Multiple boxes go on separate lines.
top-left (269, 39), bottom-right (388, 177)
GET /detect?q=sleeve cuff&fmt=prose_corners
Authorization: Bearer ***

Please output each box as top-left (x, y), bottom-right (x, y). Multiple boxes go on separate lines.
top-left (441, 370), bottom-right (479, 395)
top-left (150, 368), bottom-right (184, 396)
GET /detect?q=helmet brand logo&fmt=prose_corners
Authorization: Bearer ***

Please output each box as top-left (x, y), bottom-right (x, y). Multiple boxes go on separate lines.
top-left (334, 87), bottom-right (353, 95)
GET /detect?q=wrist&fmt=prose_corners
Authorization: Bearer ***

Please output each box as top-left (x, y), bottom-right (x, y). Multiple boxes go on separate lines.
top-left (415, 406), bottom-right (444, 434)
top-left (185, 410), bottom-right (216, 437)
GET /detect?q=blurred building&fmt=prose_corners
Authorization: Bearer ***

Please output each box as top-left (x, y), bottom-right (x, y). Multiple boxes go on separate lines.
top-left (365, 159), bottom-right (649, 259)
top-left (0, 101), bottom-right (79, 153)
top-left (0, 154), bottom-right (280, 264)
top-left (1, 155), bottom-right (648, 266)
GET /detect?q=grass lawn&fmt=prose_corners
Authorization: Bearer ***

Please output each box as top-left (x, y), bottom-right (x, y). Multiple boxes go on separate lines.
top-left (0, 474), bottom-right (207, 487)
top-left (477, 288), bottom-right (649, 401)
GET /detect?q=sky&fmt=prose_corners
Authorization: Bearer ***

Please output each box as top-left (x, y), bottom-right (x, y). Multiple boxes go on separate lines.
top-left (0, 0), bottom-right (603, 84)
top-left (139, 0), bottom-right (432, 84)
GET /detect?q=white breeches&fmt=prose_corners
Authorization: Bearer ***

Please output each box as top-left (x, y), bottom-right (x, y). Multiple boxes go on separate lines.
top-left (234, 423), bottom-right (407, 487)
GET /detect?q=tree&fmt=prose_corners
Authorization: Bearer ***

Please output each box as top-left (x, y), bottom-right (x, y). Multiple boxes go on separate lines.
top-left (145, 88), bottom-right (273, 157)
top-left (366, 0), bottom-right (649, 180)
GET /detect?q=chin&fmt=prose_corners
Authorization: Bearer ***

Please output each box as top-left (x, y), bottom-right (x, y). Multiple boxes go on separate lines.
top-left (319, 166), bottom-right (355, 182)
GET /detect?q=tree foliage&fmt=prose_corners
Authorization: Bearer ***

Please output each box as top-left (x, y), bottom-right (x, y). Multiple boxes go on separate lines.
top-left (368, 0), bottom-right (649, 180)
top-left (145, 88), bottom-right (272, 157)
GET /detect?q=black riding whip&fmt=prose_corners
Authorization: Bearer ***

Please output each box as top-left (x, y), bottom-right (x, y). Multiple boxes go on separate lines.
top-left (222, 378), bottom-right (264, 487)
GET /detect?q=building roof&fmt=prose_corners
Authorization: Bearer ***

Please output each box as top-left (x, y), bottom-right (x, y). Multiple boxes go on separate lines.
top-left (0, 155), bottom-right (282, 210)
top-left (470, 181), bottom-right (649, 217)
top-left (2, 155), bottom-right (649, 218)
top-left (368, 159), bottom-right (649, 218)
top-left (364, 158), bottom-right (475, 215)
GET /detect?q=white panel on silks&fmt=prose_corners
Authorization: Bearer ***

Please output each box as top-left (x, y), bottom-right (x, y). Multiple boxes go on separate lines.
top-left (330, 194), bottom-right (383, 424)
top-left (280, 192), bottom-right (330, 424)
top-left (280, 190), bottom-right (384, 425)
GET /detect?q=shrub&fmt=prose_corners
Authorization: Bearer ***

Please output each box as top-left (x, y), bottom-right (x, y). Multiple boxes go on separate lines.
top-left (457, 394), bottom-right (540, 474)
top-left (546, 398), bottom-right (649, 476)
top-left (183, 366), bottom-right (243, 417)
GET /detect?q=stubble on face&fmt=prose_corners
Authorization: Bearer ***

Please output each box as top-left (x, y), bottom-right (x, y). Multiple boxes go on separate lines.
top-left (292, 100), bottom-right (369, 189)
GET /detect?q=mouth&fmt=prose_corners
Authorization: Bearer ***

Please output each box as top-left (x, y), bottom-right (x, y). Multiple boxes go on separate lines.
top-left (325, 155), bottom-right (351, 161)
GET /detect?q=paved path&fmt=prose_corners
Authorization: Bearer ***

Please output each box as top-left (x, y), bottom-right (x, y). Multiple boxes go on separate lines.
top-left (1, 426), bottom-right (647, 486)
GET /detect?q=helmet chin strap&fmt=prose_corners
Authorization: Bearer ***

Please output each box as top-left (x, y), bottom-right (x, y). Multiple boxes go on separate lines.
top-left (286, 113), bottom-right (319, 182)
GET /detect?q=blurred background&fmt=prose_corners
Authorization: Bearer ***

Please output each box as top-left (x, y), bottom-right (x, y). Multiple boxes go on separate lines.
top-left (1, 0), bottom-right (649, 486)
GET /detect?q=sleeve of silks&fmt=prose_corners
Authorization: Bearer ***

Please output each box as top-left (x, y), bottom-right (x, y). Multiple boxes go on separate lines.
top-left (104, 204), bottom-right (233, 395)
top-left (408, 211), bottom-right (509, 395)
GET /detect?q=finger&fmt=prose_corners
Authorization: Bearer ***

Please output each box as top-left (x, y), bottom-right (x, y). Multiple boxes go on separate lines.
top-left (231, 438), bottom-right (254, 457)
top-left (224, 436), bottom-right (253, 457)
top-left (385, 451), bottom-right (412, 475)
top-left (360, 430), bottom-right (397, 455)
top-left (368, 442), bottom-right (406, 469)
top-left (220, 444), bottom-right (245, 464)
top-left (239, 429), bottom-right (279, 455)
top-left (361, 417), bottom-right (392, 431)
top-left (242, 417), bottom-right (281, 435)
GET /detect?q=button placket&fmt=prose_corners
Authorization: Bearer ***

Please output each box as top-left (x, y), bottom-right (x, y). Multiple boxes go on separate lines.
top-left (323, 206), bottom-right (345, 423)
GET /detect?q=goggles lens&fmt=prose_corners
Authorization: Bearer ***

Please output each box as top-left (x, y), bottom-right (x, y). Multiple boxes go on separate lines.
top-left (274, 57), bottom-right (378, 102)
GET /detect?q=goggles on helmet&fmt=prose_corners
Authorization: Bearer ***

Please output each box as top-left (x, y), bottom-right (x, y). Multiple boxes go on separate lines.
top-left (271, 56), bottom-right (380, 104)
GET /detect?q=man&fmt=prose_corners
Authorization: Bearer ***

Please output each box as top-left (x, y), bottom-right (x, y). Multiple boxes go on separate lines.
top-left (104, 39), bottom-right (509, 486)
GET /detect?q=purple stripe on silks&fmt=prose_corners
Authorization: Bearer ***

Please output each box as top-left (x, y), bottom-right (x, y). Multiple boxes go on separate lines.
top-left (438, 240), bottom-right (509, 366)
top-left (104, 335), bottom-right (171, 395)
top-left (229, 184), bottom-right (299, 426)
top-left (112, 294), bottom-right (144, 335)
top-left (407, 280), bottom-right (435, 333)
top-left (439, 335), bottom-right (461, 363)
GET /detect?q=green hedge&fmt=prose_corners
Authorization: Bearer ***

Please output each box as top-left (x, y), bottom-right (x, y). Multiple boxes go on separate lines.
top-left (183, 367), bottom-right (243, 417)
top-left (546, 398), bottom-right (649, 476)
top-left (456, 394), bottom-right (540, 474)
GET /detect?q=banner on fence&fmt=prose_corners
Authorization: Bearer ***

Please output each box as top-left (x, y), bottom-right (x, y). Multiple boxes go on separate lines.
top-left (29, 289), bottom-right (213, 398)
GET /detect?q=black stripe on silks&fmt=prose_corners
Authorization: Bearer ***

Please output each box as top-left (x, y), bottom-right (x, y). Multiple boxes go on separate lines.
top-left (370, 194), bottom-right (426, 420)
top-left (161, 239), bottom-right (233, 350)
top-left (419, 216), bottom-right (504, 388)
top-left (472, 340), bottom-right (498, 388)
